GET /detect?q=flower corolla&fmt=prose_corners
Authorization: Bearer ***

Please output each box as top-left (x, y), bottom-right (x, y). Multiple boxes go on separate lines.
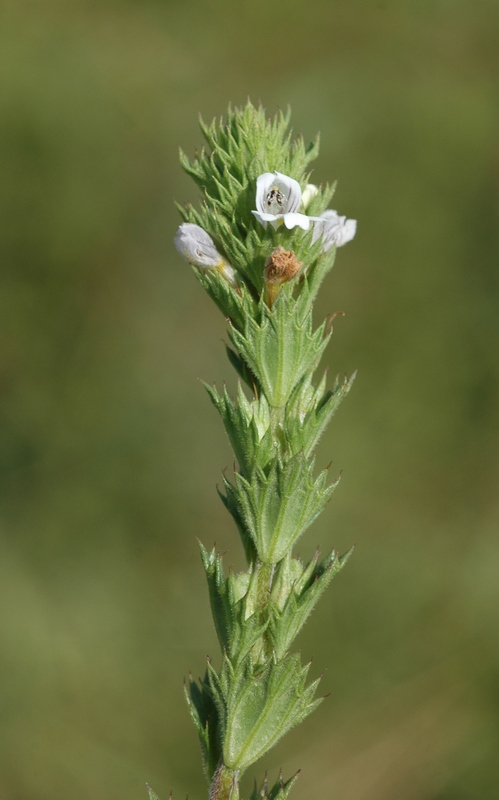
top-left (252, 172), bottom-right (313, 231)
top-left (312, 210), bottom-right (357, 251)
top-left (174, 223), bottom-right (237, 285)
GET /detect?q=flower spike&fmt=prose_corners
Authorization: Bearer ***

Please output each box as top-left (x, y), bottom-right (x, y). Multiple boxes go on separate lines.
top-left (174, 102), bottom-right (357, 800)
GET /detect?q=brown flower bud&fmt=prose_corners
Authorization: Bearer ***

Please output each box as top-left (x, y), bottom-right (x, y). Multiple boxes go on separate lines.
top-left (264, 246), bottom-right (302, 285)
top-left (264, 247), bottom-right (302, 307)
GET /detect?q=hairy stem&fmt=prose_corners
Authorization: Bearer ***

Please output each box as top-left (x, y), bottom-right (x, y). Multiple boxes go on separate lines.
top-left (210, 764), bottom-right (239, 800)
top-left (251, 561), bottom-right (275, 664)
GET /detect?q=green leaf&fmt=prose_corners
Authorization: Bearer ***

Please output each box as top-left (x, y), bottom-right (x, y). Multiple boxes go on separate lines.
top-left (225, 454), bottom-right (338, 565)
top-left (229, 290), bottom-right (330, 409)
top-left (218, 480), bottom-right (258, 565)
top-left (204, 383), bottom-right (276, 477)
top-left (193, 268), bottom-right (256, 331)
top-left (248, 770), bottom-right (301, 800)
top-left (269, 548), bottom-right (352, 659)
top-left (198, 544), bottom-right (268, 667)
top-left (266, 551), bottom-right (305, 612)
top-left (225, 347), bottom-right (259, 393)
top-left (185, 669), bottom-right (222, 781)
top-left (223, 654), bottom-right (322, 772)
top-left (285, 371), bottom-right (356, 458)
top-left (199, 542), bottom-right (235, 654)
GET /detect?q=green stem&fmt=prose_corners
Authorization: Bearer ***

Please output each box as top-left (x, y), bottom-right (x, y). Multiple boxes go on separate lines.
top-left (209, 763), bottom-right (239, 800)
top-left (252, 560), bottom-right (275, 663)
top-left (256, 561), bottom-right (275, 613)
top-left (270, 405), bottom-right (286, 451)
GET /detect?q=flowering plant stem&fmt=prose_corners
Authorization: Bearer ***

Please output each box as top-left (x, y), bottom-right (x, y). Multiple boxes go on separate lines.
top-left (157, 101), bottom-right (357, 800)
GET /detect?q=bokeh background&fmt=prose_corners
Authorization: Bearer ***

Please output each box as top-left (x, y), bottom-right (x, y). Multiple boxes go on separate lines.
top-left (1, 0), bottom-right (498, 798)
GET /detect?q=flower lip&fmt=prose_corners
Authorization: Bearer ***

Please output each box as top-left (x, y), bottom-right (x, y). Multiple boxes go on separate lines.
top-left (252, 171), bottom-right (312, 231)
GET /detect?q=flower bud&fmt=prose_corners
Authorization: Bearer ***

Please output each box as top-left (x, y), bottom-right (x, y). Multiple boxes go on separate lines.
top-left (264, 246), bottom-right (302, 307)
top-left (301, 183), bottom-right (319, 211)
top-left (174, 223), bottom-right (238, 286)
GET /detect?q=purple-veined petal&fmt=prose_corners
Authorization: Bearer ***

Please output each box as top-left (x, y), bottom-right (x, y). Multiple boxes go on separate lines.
top-left (255, 171), bottom-right (302, 215)
top-left (312, 210), bottom-right (357, 250)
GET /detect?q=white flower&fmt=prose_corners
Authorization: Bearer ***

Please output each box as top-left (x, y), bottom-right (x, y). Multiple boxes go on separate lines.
top-left (174, 223), bottom-right (237, 285)
top-left (301, 183), bottom-right (319, 211)
top-left (252, 171), bottom-right (312, 231)
top-left (312, 209), bottom-right (357, 251)
top-left (175, 223), bottom-right (224, 268)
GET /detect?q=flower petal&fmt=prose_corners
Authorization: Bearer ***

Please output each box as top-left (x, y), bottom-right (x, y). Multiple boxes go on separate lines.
top-left (313, 210), bottom-right (357, 250)
top-left (273, 172), bottom-right (302, 213)
top-left (252, 210), bottom-right (281, 223)
top-left (255, 171), bottom-right (302, 215)
top-left (282, 212), bottom-right (312, 231)
top-left (321, 209), bottom-right (342, 222)
top-left (335, 218), bottom-right (357, 247)
top-left (252, 210), bottom-right (285, 230)
top-left (311, 217), bottom-right (326, 245)
top-left (251, 210), bottom-right (269, 229)
top-left (255, 173), bottom-right (277, 214)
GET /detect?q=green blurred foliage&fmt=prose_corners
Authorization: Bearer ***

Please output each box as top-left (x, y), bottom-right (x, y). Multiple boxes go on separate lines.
top-left (0, 0), bottom-right (498, 798)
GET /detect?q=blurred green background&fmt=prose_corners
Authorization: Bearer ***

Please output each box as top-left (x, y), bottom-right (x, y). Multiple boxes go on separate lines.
top-left (1, 0), bottom-right (498, 798)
